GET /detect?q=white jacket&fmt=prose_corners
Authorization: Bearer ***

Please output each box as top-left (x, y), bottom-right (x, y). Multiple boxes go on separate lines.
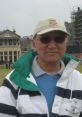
top-left (0, 51), bottom-right (82, 117)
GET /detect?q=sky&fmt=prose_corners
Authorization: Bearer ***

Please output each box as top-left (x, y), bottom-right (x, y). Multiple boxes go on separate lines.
top-left (0, 0), bottom-right (82, 37)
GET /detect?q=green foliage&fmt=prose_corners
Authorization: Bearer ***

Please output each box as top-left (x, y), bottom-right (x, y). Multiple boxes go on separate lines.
top-left (76, 65), bottom-right (82, 73)
top-left (0, 65), bottom-right (11, 85)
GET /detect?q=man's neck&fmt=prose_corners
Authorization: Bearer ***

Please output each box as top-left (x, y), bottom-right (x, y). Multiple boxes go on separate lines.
top-left (37, 58), bottom-right (61, 73)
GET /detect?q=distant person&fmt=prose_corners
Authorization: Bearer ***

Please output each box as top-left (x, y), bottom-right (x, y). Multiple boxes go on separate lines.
top-left (5, 62), bottom-right (11, 69)
top-left (5, 62), bottom-right (8, 69)
top-left (8, 62), bottom-right (11, 69)
top-left (0, 18), bottom-right (82, 117)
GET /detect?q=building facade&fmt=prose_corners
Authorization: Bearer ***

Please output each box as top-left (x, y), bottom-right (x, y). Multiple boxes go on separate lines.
top-left (71, 7), bottom-right (82, 43)
top-left (0, 29), bottom-right (21, 64)
top-left (20, 36), bottom-right (32, 54)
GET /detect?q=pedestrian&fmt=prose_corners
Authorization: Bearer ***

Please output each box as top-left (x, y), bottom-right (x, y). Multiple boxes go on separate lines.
top-left (0, 18), bottom-right (82, 117)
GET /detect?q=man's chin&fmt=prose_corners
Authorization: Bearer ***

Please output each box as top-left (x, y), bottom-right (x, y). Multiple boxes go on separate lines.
top-left (45, 59), bottom-right (59, 64)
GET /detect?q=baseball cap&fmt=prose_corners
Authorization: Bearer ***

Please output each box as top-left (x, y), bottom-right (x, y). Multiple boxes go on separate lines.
top-left (33, 18), bottom-right (69, 36)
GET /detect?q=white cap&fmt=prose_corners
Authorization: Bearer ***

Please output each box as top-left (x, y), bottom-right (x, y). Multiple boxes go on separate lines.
top-left (33, 18), bottom-right (69, 36)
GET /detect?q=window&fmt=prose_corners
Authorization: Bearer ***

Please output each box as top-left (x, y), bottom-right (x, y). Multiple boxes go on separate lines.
top-left (4, 51), bottom-right (7, 55)
top-left (9, 39), bottom-right (12, 45)
top-left (4, 56), bottom-right (7, 61)
top-left (9, 51), bottom-right (12, 55)
top-left (4, 39), bottom-right (7, 45)
top-left (14, 51), bottom-right (17, 55)
top-left (14, 56), bottom-right (17, 62)
top-left (0, 39), bottom-right (2, 45)
top-left (13, 39), bottom-right (16, 45)
top-left (9, 56), bottom-right (12, 62)
top-left (0, 52), bottom-right (3, 55)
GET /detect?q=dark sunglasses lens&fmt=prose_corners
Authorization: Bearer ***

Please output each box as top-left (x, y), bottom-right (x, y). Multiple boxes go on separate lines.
top-left (39, 35), bottom-right (66, 44)
top-left (55, 36), bottom-right (66, 43)
top-left (40, 36), bottom-right (50, 44)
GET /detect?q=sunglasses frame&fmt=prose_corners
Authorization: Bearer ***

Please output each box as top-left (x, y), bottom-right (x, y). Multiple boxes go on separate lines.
top-left (38, 33), bottom-right (67, 44)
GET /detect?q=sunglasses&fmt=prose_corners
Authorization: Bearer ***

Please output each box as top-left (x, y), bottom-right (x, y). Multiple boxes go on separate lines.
top-left (39, 34), bottom-right (67, 44)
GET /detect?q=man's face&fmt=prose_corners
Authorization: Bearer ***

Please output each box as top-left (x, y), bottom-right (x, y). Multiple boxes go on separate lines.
top-left (32, 31), bottom-right (68, 64)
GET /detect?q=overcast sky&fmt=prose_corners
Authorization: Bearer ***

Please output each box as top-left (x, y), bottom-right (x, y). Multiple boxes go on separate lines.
top-left (0, 0), bottom-right (82, 37)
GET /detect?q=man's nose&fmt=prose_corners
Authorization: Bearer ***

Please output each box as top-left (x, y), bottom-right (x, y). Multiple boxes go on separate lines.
top-left (48, 39), bottom-right (57, 47)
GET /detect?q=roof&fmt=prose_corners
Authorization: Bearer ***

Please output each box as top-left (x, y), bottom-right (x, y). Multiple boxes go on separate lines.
top-left (0, 29), bottom-right (21, 39)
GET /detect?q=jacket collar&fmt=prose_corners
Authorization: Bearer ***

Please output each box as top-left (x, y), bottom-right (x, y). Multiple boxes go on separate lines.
top-left (10, 49), bottom-right (80, 91)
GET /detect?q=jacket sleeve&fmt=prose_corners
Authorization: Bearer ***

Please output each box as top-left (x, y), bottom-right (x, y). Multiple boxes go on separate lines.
top-left (0, 78), bottom-right (19, 117)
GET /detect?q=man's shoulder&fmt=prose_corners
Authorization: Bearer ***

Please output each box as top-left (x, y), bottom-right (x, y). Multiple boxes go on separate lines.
top-left (71, 69), bottom-right (82, 89)
top-left (72, 69), bottom-right (82, 78)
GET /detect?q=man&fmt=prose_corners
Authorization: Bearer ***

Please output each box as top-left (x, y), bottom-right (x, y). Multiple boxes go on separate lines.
top-left (0, 18), bottom-right (82, 117)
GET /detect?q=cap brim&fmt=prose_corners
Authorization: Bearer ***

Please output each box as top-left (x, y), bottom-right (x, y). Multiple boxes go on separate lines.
top-left (37, 28), bottom-right (69, 35)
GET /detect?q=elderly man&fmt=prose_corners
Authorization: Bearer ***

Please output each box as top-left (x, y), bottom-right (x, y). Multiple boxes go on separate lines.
top-left (0, 18), bottom-right (82, 117)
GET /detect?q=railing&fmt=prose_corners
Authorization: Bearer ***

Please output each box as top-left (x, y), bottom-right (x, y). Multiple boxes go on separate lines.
top-left (67, 45), bottom-right (82, 53)
top-left (0, 45), bottom-right (21, 48)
